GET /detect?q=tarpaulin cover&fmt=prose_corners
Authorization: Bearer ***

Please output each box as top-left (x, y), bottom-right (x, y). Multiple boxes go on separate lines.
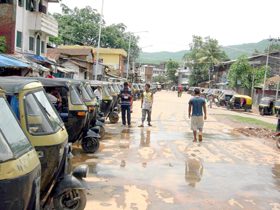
top-left (0, 55), bottom-right (29, 68)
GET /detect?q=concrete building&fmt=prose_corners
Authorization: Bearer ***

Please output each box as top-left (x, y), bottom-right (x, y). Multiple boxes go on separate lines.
top-left (0, 0), bottom-right (59, 56)
top-left (178, 67), bottom-right (191, 87)
top-left (140, 65), bottom-right (153, 82)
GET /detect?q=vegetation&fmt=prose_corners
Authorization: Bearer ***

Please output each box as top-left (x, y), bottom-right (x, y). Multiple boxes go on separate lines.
top-left (166, 59), bottom-right (179, 84)
top-left (227, 54), bottom-right (270, 89)
top-left (50, 4), bottom-right (140, 59)
top-left (183, 35), bottom-right (228, 86)
top-left (152, 74), bottom-right (168, 83)
top-left (218, 114), bottom-right (275, 130)
top-left (0, 36), bottom-right (7, 53)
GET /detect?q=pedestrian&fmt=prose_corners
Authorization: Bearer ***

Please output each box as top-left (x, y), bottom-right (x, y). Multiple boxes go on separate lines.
top-left (139, 83), bottom-right (153, 127)
top-left (208, 94), bottom-right (213, 108)
top-left (128, 82), bottom-right (134, 113)
top-left (188, 88), bottom-right (207, 142)
top-left (94, 85), bottom-right (102, 104)
top-left (119, 82), bottom-right (133, 127)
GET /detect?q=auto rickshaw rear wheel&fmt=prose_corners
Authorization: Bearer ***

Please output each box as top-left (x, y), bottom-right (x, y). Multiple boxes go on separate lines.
top-left (276, 137), bottom-right (280, 149)
top-left (98, 125), bottom-right (105, 139)
top-left (109, 113), bottom-right (119, 123)
top-left (81, 137), bottom-right (100, 153)
top-left (53, 189), bottom-right (86, 210)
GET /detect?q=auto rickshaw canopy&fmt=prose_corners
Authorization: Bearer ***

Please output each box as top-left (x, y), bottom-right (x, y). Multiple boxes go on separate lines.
top-left (233, 95), bottom-right (252, 104)
top-left (259, 97), bottom-right (275, 105)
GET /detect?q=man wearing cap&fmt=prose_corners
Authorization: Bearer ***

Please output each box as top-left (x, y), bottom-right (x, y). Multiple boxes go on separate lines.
top-left (188, 88), bottom-right (207, 142)
top-left (119, 82), bottom-right (133, 127)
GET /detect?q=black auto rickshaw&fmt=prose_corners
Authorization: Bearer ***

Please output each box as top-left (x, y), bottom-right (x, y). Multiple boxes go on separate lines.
top-left (275, 100), bottom-right (280, 117)
top-left (0, 87), bottom-right (41, 210)
top-left (259, 97), bottom-right (275, 116)
top-left (219, 90), bottom-right (236, 106)
top-left (0, 77), bottom-right (89, 209)
top-left (227, 95), bottom-right (252, 112)
top-left (89, 80), bottom-right (119, 123)
top-left (35, 77), bottom-right (100, 153)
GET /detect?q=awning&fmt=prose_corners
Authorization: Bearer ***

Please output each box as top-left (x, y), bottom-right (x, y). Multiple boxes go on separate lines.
top-left (0, 54), bottom-right (30, 68)
top-left (57, 67), bottom-right (75, 74)
top-left (16, 52), bottom-right (53, 64)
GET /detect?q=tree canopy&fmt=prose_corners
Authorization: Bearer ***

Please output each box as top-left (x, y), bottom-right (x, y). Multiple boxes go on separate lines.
top-left (166, 59), bottom-right (179, 84)
top-left (0, 36), bottom-right (6, 54)
top-left (183, 35), bottom-right (228, 86)
top-left (227, 54), bottom-right (270, 90)
top-left (50, 4), bottom-right (140, 59)
top-left (152, 74), bottom-right (168, 83)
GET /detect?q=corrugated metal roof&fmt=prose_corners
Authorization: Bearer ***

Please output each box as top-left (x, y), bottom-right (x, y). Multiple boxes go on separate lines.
top-left (47, 48), bottom-right (61, 61)
top-left (68, 60), bottom-right (87, 69)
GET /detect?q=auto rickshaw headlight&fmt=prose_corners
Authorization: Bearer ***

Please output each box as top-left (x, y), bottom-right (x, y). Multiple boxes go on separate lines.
top-left (73, 164), bottom-right (89, 178)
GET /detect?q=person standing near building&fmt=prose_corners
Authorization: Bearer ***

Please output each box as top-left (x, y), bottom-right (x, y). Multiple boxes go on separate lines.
top-left (188, 88), bottom-right (207, 142)
top-left (94, 85), bottom-right (102, 104)
top-left (128, 82), bottom-right (134, 113)
top-left (119, 82), bottom-right (133, 127)
top-left (139, 83), bottom-right (153, 127)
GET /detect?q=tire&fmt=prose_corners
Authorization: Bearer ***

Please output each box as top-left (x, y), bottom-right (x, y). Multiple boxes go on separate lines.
top-left (261, 109), bottom-right (264, 116)
top-left (98, 126), bottom-right (105, 139)
top-left (81, 137), bottom-right (100, 153)
top-left (276, 137), bottom-right (280, 149)
top-left (227, 105), bottom-right (230, 110)
top-left (53, 189), bottom-right (87, 210)
top-left (109, 113), bottom-right (119, 123)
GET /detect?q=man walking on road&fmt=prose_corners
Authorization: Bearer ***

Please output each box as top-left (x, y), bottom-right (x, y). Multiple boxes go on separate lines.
top-left (119, 82), bottom-right (133, 127)
top-left (188, 88), bottom-right (207, 142)
top-left (139, 83), bottom-right (153, 127)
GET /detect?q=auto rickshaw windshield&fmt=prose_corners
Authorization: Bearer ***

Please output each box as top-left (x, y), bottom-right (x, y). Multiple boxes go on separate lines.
top-left (113, 84), bottom-right (120, 92)
top-left (70, 85), bottom-right (84, 105)
top-left (276, 101), bottom-right (280, 106)
top-left (260, 99), bottom-right (270, 105)
top-left (80, 86), bottom-right (92, 102)
top-left (25, 90), bottom-right (63, 135)
top-left (103, 86), bottom-right (111, 97)
top-left (109, 86), bottom-right (116, 94)
top-left (85, 84), bottom-right (95, 99)
top-left (0, 97), bottom-right (32, 161)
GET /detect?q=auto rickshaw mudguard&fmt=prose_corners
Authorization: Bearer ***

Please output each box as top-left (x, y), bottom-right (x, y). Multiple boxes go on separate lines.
top-left (51, 175), bottom-right (88, 198)
top-left (96, 120), bottom-right (104, 126)
top-left (86, 129), bottom-right (100, 139)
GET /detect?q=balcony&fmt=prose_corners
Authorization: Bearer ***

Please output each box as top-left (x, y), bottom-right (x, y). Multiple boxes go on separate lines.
top-left (29, 12), bottom-right (58, 37)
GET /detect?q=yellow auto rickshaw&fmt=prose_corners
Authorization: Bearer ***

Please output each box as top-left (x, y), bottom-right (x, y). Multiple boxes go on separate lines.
top-left (227, 95), bottom-right (252, 112)
top-left (0, 87), bottom-right (41, 210)
top-left (275, 100), bottom-right (280, 117)
top-left (259, 97), bottom-right (275, 116)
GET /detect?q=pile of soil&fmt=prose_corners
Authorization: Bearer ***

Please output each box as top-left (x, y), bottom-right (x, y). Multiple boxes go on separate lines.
top-left (233, 127), bottom-right (277, 140)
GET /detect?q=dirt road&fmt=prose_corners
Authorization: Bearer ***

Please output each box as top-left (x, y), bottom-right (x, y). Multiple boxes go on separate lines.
top-left (72, 91), bottom-right (280, 210)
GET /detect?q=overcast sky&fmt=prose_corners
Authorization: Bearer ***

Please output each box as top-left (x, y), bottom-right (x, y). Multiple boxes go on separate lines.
top-left (49, 0), bottom-right (280, 53)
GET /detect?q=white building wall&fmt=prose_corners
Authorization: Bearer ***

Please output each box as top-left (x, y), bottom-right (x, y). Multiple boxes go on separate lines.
top-left (62, 61), bottom-right (80, 80)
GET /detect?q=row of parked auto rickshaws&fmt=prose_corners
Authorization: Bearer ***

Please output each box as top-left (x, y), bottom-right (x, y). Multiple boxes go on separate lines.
top-left (189, 87), bottom-right (280, 116)
top-left (0, 76), bottom-right (144, 210)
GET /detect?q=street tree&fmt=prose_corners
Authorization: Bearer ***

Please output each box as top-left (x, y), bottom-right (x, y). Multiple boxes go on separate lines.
top-left (265, 43), bottom-right (280, 53)
top-left (166, 59), bottom-right (179, 84)
top-left (152, 74), bottom-right (168, 83)
top-left (183, 35), bottom-right (228, 86)
top-left (50, 4), bottom-right (140, 59)
top-left (227, 54), bottom-right (270, 89)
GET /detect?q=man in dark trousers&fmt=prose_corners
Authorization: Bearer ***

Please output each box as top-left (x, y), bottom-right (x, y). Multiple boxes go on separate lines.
top-left (188, 88), bottom-right (207, 142)
top-left (119, 82), bottom-right (133, 127)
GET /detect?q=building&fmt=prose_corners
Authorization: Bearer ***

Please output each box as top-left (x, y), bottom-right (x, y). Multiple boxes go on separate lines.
top-left (140, 65), bottom-right (153, 82)
top-left (0, 0), bottom-right (59, 56)
top-left (178, 67), bottom-right (191, 87)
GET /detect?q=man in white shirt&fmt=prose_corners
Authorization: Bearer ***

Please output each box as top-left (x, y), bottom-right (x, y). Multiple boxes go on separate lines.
top-left (94, 85), bottom-right (102, 103)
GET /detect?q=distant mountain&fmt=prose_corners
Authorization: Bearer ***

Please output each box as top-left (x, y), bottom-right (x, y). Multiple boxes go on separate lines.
top-left (139, 39), bottom-right (270, 65)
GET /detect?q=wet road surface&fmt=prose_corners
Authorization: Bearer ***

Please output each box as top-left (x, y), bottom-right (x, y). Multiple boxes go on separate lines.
top-left (72, 91), bottom-right (280, 210)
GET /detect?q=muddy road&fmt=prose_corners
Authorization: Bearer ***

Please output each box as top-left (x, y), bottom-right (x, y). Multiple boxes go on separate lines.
top-left (71, 91), bottom-right (280, 210)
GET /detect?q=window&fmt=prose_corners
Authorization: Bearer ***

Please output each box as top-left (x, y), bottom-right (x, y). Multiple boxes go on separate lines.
top-left (29, 37), bottom-right (34, 51)
top-left (36, 35), bottom-right (40, 55)
top-left (16, 31), bottom-right (22, 48)
top-left (41, 41), bottom-right (45, 53)
top-left (26, 0), bottom-right (30, 10)
top-left (18, 0), bottom-right (24, 7)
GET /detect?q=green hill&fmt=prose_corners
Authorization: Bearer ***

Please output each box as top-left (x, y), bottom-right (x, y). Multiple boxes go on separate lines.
top-left (139, 39), bottom-right (270, 65)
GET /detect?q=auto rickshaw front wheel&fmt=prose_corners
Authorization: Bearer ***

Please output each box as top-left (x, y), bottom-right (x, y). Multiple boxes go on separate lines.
top-left (99, 125), bottom-right (105, 139)
top-left (109, 113), bottom-right (119, 123)
top-left (81, 137), bottom-right (100, 153)
top-left (261, 109), bottom-right (264, 116)
top-left (53, 189), bottom-right (86, 210)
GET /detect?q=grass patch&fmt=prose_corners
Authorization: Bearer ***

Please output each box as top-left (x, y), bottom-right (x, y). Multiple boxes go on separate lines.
top-left (217, 114), bottom-right (276, 130)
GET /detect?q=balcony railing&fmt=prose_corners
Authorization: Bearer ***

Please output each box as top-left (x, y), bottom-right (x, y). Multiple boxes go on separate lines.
top-left (29, 12), bottom-right (58, 37)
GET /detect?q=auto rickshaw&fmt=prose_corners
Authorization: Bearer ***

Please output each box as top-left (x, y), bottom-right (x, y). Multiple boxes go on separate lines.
top-left (227, 95), bottom-right (252, 112)
top-left (188, 87), bottom-right (194, 95)
top-left (259, 97), bottom-right (275, 116)
top-left (112, 83), bottom-right (121, 113)
top-left (219, 90), bottom-right (236, 106)
top-left (29, 77), bottom-right (100, 153)
top-left (0, 77), bottom-right (89, 209)
top-left (89, 80), bottom-right (119, 123)
top-left (0, 87), bottom-right (41, 210)
top-left (275, 100), bottom-right (280, 117)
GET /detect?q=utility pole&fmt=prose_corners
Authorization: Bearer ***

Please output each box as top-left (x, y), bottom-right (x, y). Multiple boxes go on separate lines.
top-left (276, 71), bottom-right (280, 100)
top-left (251, 71), bottom-right (255, 102)
top-left (95, 0), bottom-right (104, 80)
top-left (126, 35), bottom-right (132, 79)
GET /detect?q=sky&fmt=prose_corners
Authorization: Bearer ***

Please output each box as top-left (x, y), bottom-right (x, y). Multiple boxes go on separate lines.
top-left (49, 0), bottom-right (280, 53)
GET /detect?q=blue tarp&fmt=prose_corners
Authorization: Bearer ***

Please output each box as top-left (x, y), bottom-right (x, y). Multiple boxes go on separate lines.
top-left (0, 54), bottom-right (29, 68)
